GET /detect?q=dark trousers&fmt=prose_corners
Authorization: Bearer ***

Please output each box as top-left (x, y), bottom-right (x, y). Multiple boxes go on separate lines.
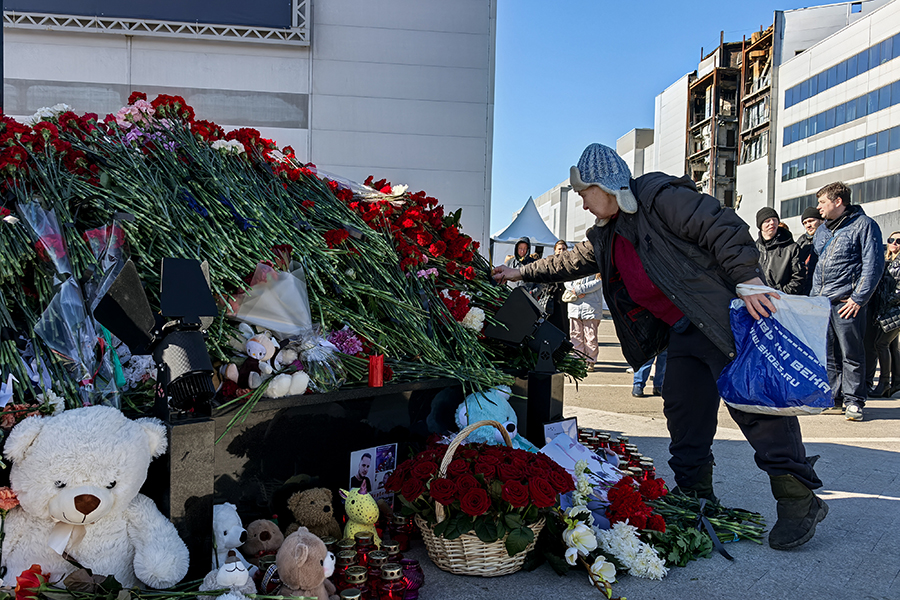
top-left (664, 323), bottom-right (822, 490)
top-left (874, 327), bottom-right (900, 390)
top-left (827, 303), bottom-right (868, 407)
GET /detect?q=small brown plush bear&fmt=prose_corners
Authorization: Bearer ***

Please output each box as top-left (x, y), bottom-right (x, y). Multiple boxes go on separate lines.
top-left (240, 519), bottom-right (285, 567)
top-left (285, 488), bottom-right (343, 540)
top-left (275, 528), bottom-right (338, 600)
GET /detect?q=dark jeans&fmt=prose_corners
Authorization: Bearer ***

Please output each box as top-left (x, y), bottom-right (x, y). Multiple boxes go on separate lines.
top-left (827, 303), bottom-right (868, 407)
top-left (664, 323), bottom-right (822, 490)
top-left (874, 327), bottom-right (900, 390)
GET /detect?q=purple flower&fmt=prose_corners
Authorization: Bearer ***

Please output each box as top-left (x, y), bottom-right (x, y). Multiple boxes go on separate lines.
top-left (327, 328), bottom-right (363, 355)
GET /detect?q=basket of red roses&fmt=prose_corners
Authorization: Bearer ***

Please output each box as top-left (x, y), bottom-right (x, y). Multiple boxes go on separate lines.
top-left (385, 420), bottom-right (575, 576)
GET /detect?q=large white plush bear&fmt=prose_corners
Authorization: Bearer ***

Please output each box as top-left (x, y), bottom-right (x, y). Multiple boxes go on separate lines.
top-left (1, 405), bottom-right (189, 588)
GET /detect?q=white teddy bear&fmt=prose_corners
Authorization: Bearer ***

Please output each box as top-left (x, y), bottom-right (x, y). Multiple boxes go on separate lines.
top-left (212, 503), bottom-right (256, 575)
top-left (1, 406), bottom-right (189, 588)
top-left (199, 550), bottom-right (257, 600)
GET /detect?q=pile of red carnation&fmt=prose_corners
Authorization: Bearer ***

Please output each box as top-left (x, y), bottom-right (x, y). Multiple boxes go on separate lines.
top-left (385, 442), bottom-right (575, 523)
top-left (605, 476), bottom-right (668, 532)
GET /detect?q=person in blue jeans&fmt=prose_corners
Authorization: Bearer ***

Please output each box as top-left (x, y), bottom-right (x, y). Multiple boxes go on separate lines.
top-left (632, 351), bottom-right (667, 397)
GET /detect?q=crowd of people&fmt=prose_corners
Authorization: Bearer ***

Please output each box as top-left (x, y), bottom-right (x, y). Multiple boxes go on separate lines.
top-left (491, 141), bottom-right (898, 552)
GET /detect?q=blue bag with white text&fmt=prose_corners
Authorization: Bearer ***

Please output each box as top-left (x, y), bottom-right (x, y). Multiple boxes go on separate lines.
top-left (717, 296), bottom-right (833, 416)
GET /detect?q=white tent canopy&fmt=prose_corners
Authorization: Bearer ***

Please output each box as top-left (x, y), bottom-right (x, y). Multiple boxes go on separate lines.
top-left (491, 196), bottom-right (560, 245)
top-left (490, 196), bottom-right (561, 265)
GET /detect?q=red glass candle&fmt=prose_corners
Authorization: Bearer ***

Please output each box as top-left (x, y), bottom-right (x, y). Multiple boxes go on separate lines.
top-left (377, 563), bottom-right (406, 600)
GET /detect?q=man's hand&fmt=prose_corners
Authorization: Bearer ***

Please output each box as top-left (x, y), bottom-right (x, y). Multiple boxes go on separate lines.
top-left (738, 277), bottom-right (780, 320)
top-left (491, 265), bottom-right (522, 284)
top-left (838, 298), bottom-right (862, 319)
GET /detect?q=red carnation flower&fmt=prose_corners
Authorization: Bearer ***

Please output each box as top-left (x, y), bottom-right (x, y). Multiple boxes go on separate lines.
top-left (128, 91), bottom-right (148, 104)
top-left (647, 514), bottom-right (667, 532)
top-left (428, 241), bottom-right (447, 257)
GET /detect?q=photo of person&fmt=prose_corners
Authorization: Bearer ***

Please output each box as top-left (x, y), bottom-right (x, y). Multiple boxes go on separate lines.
top-left (376, 444), bottom-right (396, 472)
top-left (350, 443), bottom-right (398, 502)
top-left (350, 451), bottom-right (373, 495)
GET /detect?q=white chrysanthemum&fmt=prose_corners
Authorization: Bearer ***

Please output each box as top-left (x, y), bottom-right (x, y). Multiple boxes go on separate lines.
top-left (596, 521), bottom-right (667, 580)
top-left (461, 307), bottom-right (485, 331)
top-left (562, 522), bottom-right (598, 556)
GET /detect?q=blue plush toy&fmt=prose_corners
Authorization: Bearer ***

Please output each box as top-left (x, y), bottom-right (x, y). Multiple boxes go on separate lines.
top-left (454, 386), bottom-right (539, 452)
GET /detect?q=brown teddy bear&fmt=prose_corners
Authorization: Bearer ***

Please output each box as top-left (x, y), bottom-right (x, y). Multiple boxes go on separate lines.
top-left (240, 519), bottom-right (285, 567)
top-left (285, 488), bottom-right (343, 540)
top-left (275, 528), bottom-right (338, 600)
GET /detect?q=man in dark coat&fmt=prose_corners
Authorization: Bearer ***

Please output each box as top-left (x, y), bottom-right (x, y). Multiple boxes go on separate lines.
top-left (492, 143), bottom-right (826, 551)
top-left (755, 207), bottom-right (805, 294)
top-left (796, 206), bottom-right (823, 295)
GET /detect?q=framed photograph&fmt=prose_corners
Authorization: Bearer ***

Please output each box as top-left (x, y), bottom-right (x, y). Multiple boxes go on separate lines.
top-left (543, 417), bottom-right (578, 446)
top-left (350, 443), bottom-right (397, 503)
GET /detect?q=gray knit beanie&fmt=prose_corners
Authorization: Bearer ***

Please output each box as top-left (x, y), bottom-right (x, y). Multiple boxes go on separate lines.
top-left (570, 144), bottom-right (637, 224)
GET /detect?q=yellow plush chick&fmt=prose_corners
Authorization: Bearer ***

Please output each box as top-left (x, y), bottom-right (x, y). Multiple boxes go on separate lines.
top-left (339, 488), bottom-right (381, 547)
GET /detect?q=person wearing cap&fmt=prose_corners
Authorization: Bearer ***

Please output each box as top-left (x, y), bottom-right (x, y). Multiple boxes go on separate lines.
top-left (755, 207), bottom-right (805, 295)
top-left (811, 182), bottom-right (884, 422)
top-left (797, 206), bottom-right (823, 295)
top-left (492, 143), bottom-right (826, 551)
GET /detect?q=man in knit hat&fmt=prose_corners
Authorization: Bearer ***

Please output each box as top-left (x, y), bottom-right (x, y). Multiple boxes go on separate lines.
top-left (755, 207), bottom-right (804, 295)
top-left (797, 206), bottom-right (823, 295)
top-left (492, 143), bottom-right (826, 551)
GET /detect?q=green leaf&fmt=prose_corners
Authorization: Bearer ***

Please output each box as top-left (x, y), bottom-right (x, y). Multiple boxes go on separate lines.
top-left (490, 479), bottom-right (503, 499)
top-left (100, 171), bottom-right (111, 188)
top-left (473, 517), bottom-right (500, 543)
top-left (544, 550), bottom-right (572, 575)
top-left (505, 513), bottom-right (525, 530)
top-left (505, 526), bottom-right (535, 556)
top-left (432, 518), bottom-right (450, 538)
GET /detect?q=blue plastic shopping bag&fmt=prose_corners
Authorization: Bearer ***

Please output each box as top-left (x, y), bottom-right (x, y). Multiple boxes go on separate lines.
top-left (717, 299), bottom-right (833, 416)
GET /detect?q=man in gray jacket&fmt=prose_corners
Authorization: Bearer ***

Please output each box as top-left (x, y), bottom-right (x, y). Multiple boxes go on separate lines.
top-left (492, 143), bottom-right (826, 551)
top-left (810, 182), bottom-right (884, 421)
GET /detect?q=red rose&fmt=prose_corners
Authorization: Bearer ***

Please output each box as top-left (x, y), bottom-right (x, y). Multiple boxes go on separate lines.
top-left (498, 463), bottom-right (526, 482)
top-left (473, 462), bottom-right (497, 480)
top-left (457, 448), bottom-right (478, 460)
top-left (15, 564), bottom-right (48, 600)
top-left (447, 459), bottom-right (470, 477)
top-left (501, 480), bottom-right (530, 508)
top-left (400, 478), bottom-right (425, 501)
top-left (548, 470), bottom-right (575, 494)
top-left (528, 478), bottom-right (557, 508)
top-left (477, 454), bottom-right (501, 466)
top-left (429, 478), bottom-right (457, 506)
top-left (411, 461), bottom-right (438, 480)
top-left (454, 473), bottom-right (480, 496)
top-left (526, 462), bottom-right (550, 477)
top-left (459, 488), bottom-right (491, 517)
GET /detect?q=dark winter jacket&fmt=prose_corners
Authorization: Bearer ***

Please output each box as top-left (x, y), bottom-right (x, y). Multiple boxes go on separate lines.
top-left (796, 233), bottom-right (817, 295)
top-left (755, 227), bottom-right (804, 294)
top-left (504, 237), bottom-right (534, 290)
top-left (519, 173), bottom-right (762, 369)
top-left (811, 204), bottom-right (884, 305)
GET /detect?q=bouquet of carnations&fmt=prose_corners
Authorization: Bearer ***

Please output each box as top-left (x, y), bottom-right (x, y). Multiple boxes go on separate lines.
top-left (385, 420), bottom-right (574, 575)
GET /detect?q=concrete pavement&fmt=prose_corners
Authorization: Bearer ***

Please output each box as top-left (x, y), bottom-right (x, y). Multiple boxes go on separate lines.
top-left (412, 319), bottom-right (900, 599)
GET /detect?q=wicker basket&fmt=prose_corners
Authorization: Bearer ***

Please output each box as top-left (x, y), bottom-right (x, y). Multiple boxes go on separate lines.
top-left (415, 419), bottom-right (546, 577)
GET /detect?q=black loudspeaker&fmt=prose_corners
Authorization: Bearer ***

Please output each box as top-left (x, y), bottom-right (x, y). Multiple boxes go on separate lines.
top-left (93, 261), bottom-right (156, 354)
top-left (483, 287), bottom-right (544, 343)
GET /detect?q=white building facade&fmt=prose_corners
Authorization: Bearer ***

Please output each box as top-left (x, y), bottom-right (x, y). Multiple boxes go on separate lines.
top-left (735, 0), bottom-right (894, 225)
top-left (2, 0), bottom-right (497, 247)
top-left (775, 0), bottom-right (900, 233)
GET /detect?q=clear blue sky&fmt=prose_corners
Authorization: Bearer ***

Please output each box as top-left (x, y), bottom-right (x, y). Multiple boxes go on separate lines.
top-left (490, 0), bottom-right (811, 233)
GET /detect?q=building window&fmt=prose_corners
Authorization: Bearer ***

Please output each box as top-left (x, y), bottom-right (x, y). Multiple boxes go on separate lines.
top-left (851, 2), bottom-right (862, 13)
